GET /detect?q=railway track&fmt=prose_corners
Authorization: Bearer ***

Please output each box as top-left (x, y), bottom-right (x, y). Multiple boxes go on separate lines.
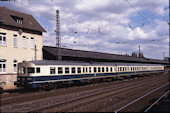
top-left (144, 90), bottom-right (169, 112)
top-left (114, 83), bottom-right (169, 112)
top-left (43, 78), bottom-right (168, 112)
top-left (0, 73), bottom-right (168, 112)
top-left (0, 73), bottom-right (163, 105)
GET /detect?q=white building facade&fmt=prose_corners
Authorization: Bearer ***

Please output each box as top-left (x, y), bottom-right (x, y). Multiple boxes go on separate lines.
top-left (0, 7), bottom-right (46, 90)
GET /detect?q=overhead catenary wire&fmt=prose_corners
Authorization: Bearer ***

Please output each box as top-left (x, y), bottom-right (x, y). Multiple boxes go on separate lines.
top-left (125, 0), bottom-right (156, 30)
top-left (1, 0), bottom-right (168, 56)
top-left (5, 0), bottom-right (168, 44)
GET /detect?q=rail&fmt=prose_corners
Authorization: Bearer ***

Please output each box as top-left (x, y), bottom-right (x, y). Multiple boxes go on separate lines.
top-left (24, 78), bottom-right (168, 112)
top-left (144, 90), bottom-right (169, 112)
top-left (114, 82), bottom-right (169, 113)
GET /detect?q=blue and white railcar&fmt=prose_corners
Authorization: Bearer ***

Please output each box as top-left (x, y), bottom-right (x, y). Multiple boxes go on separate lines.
top-left (14, 60), bottom-right (164, 88)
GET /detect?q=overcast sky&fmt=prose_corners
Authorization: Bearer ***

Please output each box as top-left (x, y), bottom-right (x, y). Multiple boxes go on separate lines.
top-left (0, 0), bottom-right (169, 60)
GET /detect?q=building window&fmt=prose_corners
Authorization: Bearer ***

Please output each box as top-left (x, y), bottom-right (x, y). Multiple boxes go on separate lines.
top-left (22, 36), bottom-right (27, 48)
top-left (16, 19), bottom-right (23, 24)
top-left (30, 37), bottom-right (35, 48)
top-left (13, 60), bottom-right (17, 73)
top-left (0, 59), bottom-right (6, 74)
top-left (50, 67), bottom-right (56, 74)
top-left (0, 33), bottom-right (7, 46)
top-left (13, 35), bottom-right (17, 47)
top-left (10, 15), bottom-right (23, 24)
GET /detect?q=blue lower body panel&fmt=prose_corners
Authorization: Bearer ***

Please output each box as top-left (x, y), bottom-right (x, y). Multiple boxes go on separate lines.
top-left (18, 70), bottom-right (164, 88)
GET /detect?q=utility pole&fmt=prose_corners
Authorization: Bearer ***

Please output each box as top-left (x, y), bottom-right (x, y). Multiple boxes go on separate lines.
top-left (56, 10), bottom-right (62, 61)
top-left (138, 45), bottom-right (140, 57)
top-left (34, 45), bottom-right (37, 60)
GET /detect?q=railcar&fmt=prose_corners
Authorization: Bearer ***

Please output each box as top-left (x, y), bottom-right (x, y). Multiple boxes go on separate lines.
top-left (14, 60), bottom-right (164, 89)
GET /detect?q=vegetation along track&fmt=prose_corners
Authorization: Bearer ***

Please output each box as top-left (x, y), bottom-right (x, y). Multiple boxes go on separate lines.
top-left (1, 73), bottom-right (168, 112)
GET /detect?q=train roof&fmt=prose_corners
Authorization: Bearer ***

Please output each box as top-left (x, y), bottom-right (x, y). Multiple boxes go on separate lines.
top-left (20, 60), bottom-right (163, 66)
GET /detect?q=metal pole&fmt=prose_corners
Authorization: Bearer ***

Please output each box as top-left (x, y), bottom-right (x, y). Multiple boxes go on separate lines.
top-left (56, 10), bottom-right (61, 61)
top-left (34, 45), bottom-right (37, 60)
top-left (139, 45), bottom-right (140, 57)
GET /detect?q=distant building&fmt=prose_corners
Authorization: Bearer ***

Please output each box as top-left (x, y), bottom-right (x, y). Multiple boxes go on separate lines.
top-left (43, 46), bottom-right (168, 65)
top-left (0, 7), bottom-right (46, 89)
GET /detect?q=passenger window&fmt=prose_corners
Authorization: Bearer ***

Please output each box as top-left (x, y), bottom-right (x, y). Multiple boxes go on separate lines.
top-left (94, 67), bottom-right (97, 72)
top-left (86, 67), bottom-right (88, 73)
top-left (50, 67), bottom-right (55, 74)
top-left (89, 67), bottom-right (91, 73)
top-left (36, 67), bottom-right (40, 73)
top-left (98, 67), bottom-right (101, 72)
top-left (110, 67), bottom-right (112, 72)
top-left (102, 67), bottom-right (104, 72)
top-left (65, 67), bottom-right (69, 74)
top-left (72, 67), bottom-right (76, 73)
top-left (58, 67), bottom-right (62, 74)
top-left (83, 67), bottom-right (85, 73)
top-left (120, 67), bottom-right (122, 71)
top-left (22, 67), bottom-right (26, 73)
top-left (77, 67), bottom-right (81, 73)
top-left (106, 67), bottom-right (108, 72)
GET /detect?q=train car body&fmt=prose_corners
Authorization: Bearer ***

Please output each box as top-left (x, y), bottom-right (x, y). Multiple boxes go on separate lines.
top-left (14, 60), bottom-right (164, 88)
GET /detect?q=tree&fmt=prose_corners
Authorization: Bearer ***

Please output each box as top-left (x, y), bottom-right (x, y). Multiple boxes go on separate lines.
top-left (138, 52), bottom-right (145, 58)
top-left (131, 52), bottom-right (138, 57)
top-left (125, 53), bottom-right (129, 56)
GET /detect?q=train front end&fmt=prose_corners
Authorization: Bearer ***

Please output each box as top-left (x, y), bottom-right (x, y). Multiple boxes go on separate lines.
top-left (14, 61), bottom-right (35, 88)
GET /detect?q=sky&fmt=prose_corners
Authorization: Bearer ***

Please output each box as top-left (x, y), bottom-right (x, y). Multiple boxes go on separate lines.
top-left (0, 0), bottom-right (169, 60)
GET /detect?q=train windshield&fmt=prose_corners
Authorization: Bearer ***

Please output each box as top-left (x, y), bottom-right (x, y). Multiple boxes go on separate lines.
top-left (27, 67), bottom-right (35, 73)
top-left (18, 67), bottom-right (26, 74)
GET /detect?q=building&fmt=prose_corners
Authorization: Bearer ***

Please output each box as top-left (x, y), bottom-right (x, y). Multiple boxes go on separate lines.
top-left (43, 46), bottom-right (168, 65)
top-left (0, 7), bottom-right (46, 89)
